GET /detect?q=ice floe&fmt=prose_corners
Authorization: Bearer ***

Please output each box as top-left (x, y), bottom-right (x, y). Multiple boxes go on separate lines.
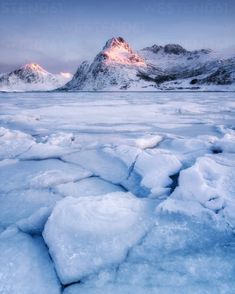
top-left (43, 192), bottom-right (155, 284)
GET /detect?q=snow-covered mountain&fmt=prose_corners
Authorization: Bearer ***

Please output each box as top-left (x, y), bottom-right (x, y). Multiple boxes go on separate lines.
top-left (60, 37), bottom-right (148, 91)
top-left (0, 64), bottom-right (72, 92)
top-left (1, 39), bottom-right (234, 92)
top-left (139, 44), bottom-right (235, 90)
top-left (61, 37), bottom-right (235, 91)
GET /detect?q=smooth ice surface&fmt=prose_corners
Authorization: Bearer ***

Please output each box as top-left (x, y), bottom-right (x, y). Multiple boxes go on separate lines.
top-left (0, 92), bottom-right (235, 293)
top-left (43, 192), bottom-right (154, 284)
top-left (54, 177), bottom-right (124, 198)
top-left (0, 227), bottom-right (61, 294)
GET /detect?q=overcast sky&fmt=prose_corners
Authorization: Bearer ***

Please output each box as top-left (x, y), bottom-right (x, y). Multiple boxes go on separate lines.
top-left (0, 0), bottom-right (235, 74)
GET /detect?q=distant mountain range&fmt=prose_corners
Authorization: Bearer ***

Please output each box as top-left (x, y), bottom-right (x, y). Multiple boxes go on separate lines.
top-left (0, 64), bottom-right (72, 92)
top-left (1, 37), bottom-right (235, 92)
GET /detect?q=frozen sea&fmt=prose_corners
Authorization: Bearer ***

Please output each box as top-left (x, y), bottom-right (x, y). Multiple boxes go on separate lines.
top-left (0, 92), bottom-right (235, 294)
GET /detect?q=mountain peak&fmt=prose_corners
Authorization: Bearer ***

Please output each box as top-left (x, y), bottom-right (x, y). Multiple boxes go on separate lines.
top-left (0, 63), bottom-right (70, 92)
top-left (22, 63), bottom-right (47, 73)
top-left (99, 37), bottom-right (146, 67)
top-left (142, 44), bottom-right (188, 55)
top-left (103, 37), bottom-right (132, 52)
top-left (164, 44), bottom-right (187, 55)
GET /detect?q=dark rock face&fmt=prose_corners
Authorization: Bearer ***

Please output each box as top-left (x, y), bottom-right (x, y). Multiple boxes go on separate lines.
top-left (164, 44), bottom-right (187, 55)
top-left (189, 58), bottom-right (235, 86)
top-left (142, 44), bottom-right (163, 54)
top-left (201, 68), bottom-right (233, 85)
top-left (190, 79), bottom-right (199, 85)
top-left (59, 61), bottom-right (90, 90)
top-left (142, 44), bottom-right (188, 55)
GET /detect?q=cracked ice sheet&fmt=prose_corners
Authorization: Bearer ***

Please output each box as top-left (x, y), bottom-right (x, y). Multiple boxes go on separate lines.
top-left (19, 132), bottom-right (81, 160)
top-left (158, 135), bottom-right (217, 166)
top-left (61, 146), bottom-right (149, 197)
top-left (1, 92), bottom-right (235, 293)
top-left (0, 127), bottom-right (80, 161)
top-left (62, 145), bottom-right (182, 198)
top-left (43, 192), bottom-right (155, 285)
top-left (54, 177), bottom-right (124, 198)
top-left (159, 153), bottom-right (235, 229)
top-left (0, 158), bottom-right (92, 193)
top-left (0, 189), bottom-right (62, 233)
top-left (0, 159), bottom-right (91, 233)
top-left (63, 214), bottom-right (235, 294)
top-left (0, 227), bottom-right (61, 294)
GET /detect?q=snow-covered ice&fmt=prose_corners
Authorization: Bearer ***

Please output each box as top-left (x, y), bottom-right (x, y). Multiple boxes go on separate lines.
top-left (43, 192), bottom-right (154, 284)
top-left (0, 91), bottom-right (235, 293)
top-left (159, 153), bottom-right (235, 229)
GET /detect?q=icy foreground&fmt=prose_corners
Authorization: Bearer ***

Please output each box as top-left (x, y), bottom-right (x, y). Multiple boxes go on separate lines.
top-left (0, 92), bottom-right (235, 293)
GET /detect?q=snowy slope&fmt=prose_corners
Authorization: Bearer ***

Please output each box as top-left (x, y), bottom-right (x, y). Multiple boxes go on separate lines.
top-left (61, 37), bottom-right (235, 91)
top-left (0, 63), bottom-right (72, 92)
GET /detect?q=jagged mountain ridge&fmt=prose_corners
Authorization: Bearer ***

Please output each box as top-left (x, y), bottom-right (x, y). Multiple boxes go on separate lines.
top-left (0, 64), bottom-right (72, 92)
top-left (61, 37), bottom-right (235, 91)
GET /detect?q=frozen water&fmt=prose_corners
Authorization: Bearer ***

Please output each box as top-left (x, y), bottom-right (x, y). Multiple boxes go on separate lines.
top-left (54, 177), bottom-right (124, 198)
top-left (0, 127), bottom-right (35, 159)
top-left (0, 227), bottom-right (61, 294)
top-left (0, 189), bottom-right (62, 232)
top-left (43, 192), bottom-right (155, 284)
top-left (159, 153), bottom-right (235, 229)
top-left (0, 92), bottom-right (235, 293)
top-left (0, 158), bottom-right (91, 193)
top-left (63, 214), bottom-right (235, 293)
top-left (133, 149), bottom-right (182, 197)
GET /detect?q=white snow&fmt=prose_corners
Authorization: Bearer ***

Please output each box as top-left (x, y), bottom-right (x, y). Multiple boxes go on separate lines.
top-left (214, 133), bottom-right (235, 153)
top-left (135, 135), bottom-right (163, 150)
